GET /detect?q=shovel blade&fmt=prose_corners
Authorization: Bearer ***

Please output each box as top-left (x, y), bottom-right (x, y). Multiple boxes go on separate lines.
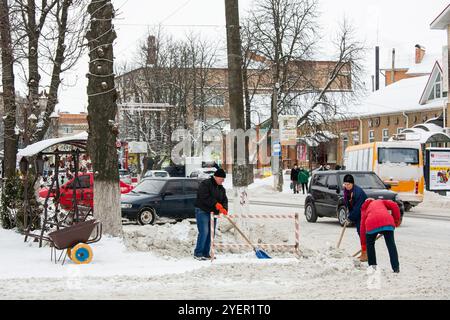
top-left (255, 249), bottom-right (271, 259)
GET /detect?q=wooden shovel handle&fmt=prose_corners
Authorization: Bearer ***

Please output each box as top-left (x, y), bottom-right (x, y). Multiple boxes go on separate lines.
top-left (352, 234), bottom-right (383, 257)
top-left (224, 215), bottom-right (256, 251)
top-left (337, 221), bottom-right (348, 249)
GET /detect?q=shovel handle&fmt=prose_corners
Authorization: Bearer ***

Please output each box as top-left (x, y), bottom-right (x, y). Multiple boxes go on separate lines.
top-left (336, 221), bottom-right (348, 249)
top-left (224, 215), bottom-right (257, 251)
top-left (352, 234), bottom-right (383, 257)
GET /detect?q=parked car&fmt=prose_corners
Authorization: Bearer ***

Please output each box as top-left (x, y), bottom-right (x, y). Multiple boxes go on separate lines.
top-left (119, 169), bottom-right (132, 184)
top-left (163, 165), bottom-right (185, 177)
top-left (39, 172), bottom-right (134, 210)
top-left (304, 171), bottom-right (404, 226)
top-left (143, 170), bottom-right (170, 179)
top-left (189, 167), bottom-right (217, 179)
top-left (121, 178), bottom-right (200, 225)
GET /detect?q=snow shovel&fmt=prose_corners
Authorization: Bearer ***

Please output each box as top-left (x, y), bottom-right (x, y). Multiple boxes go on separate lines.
top-left (224, 215), bottom-right (271, 259)
top-left (336, 221), bottom-right (349, 249)
top-left (352, 234), bottom-right (383, 257)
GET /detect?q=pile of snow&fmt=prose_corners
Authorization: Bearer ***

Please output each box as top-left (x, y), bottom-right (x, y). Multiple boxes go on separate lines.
top-left (123, 217), bottom-right (309, 259)
top-left (418, 191), bottom-right (450, 209)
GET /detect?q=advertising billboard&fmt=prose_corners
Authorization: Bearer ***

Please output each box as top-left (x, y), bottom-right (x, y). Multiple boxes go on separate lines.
top-left (426, 148), bottom-right (450, 191)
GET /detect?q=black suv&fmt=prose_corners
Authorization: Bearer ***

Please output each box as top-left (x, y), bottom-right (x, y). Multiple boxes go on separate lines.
top-left (305, 171), bottom-right (404, 226)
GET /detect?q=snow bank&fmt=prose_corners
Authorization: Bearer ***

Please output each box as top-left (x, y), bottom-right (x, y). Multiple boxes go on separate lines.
top-left (418, 191), bottom-right (450, 209)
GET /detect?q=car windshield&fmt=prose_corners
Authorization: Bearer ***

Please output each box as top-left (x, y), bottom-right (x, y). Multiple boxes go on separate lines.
top-left (203, 170), bottom-right (216, 175)
top-left (153, 172), bottom-right (168, 177)
top-left (378, 148), bottom-right (419, 165)
top-left (339, 173), bottom-right (386, 189)
top-left (132, 180), bottom-right (166, 194)
top-left (119, 170), bottom-right (129, 176)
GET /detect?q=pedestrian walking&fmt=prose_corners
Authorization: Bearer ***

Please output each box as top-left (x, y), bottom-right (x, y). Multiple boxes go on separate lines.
top-left (342, 174), bottom-right (368, 259)
top-left (360, 199), bottom-right (401, 273)
top-left (290, 164), bottom-right (300, 194)
top-left (297, 167), bottom-right (309, 194)
top-left (193, 169), bottom-right (228, 260)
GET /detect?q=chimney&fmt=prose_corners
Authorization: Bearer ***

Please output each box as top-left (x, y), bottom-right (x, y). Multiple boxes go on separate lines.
top-left (147, 35), bottom-right (157, 65)
top-left (415, 44), bottom-right (426, 64)
top-left (246, 50), bottom-right (267, 63)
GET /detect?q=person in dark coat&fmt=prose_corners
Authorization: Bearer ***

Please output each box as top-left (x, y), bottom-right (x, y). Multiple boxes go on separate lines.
top-left (193, 169), bottom-right (228, 260)
top-left (343, 174), bottom-right (368, 240)
top-left (290, 164), bottom-right (300, 194)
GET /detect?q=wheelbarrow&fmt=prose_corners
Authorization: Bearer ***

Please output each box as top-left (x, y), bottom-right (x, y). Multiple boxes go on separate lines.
top-left (47, 219), bottom-right (102, 265)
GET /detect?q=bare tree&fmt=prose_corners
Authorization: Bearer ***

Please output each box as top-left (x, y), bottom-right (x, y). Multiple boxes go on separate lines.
top-left (116, 30), bottom-right (226, 170)
top-left (86, 0), bottom-right (121, 236)
top-left (244, 0), bottom-right (365, 191)
top-left (11, 0), bottom-right (88, 146)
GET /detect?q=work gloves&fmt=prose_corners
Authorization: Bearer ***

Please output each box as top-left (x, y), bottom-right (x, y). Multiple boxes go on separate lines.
top-left (215, 203), bottom-right (228, 215)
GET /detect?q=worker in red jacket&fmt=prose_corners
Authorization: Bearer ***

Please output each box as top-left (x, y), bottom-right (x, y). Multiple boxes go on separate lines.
top-left (360, 199), bottom-right (401, 273)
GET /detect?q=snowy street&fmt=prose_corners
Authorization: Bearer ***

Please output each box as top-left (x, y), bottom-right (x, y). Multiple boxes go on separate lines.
top-left (1, 184), bottom-right (449, 300)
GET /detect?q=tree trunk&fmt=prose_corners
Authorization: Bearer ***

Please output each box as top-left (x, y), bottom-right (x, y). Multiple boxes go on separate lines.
top-left (0, 0), bottom-right (18, 228)
top-left (225, 0), bottom-right (250, 237)
top-left (86, 0), bottom-right (122, 237)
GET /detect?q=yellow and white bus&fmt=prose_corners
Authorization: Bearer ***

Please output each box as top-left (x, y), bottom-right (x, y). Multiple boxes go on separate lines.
top-left (344, 141), bottom-right (424, 211)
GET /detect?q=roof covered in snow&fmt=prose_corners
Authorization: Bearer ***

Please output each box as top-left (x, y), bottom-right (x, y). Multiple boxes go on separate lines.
top-left (430, 4), bottom-right (450, 30)
top-left (381, 50), bottom-right (441, 74)
top-left (17, 132), bottom-right (88, 159)
top-left (345, 76), bottom-right (447, 118)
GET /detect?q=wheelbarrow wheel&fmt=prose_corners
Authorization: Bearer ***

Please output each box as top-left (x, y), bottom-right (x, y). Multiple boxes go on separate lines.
top-left (70, 243), bottom-right (93, 264)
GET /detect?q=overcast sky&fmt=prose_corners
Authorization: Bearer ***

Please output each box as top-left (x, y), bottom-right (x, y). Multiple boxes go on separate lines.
top-left (57, 0), bottom-right (450, 113)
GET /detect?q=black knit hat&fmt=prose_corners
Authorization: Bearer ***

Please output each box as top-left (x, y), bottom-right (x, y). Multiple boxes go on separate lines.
top-left (343, 174), bottom-right (354, 184)
top-left (214, 168), bottom-right (226, 178)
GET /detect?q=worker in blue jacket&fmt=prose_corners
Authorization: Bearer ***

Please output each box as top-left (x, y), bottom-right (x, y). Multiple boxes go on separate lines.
top-left (342, 174), bottom-right (368, 236)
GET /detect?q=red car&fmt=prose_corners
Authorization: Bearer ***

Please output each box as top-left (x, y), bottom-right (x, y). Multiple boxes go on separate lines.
top-left (39, 172), bottom-right (134, 210)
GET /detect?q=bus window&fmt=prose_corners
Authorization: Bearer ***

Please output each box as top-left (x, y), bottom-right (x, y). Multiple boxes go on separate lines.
top-left (378, 148), bottom-right (419, 165)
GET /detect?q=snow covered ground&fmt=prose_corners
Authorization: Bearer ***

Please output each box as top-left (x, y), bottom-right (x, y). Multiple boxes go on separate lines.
top-left (1, 177), bottom-right (450, 300)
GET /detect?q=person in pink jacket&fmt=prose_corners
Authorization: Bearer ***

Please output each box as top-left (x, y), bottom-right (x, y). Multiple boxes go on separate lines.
top-left (360, 199), bottom-right (401, 273)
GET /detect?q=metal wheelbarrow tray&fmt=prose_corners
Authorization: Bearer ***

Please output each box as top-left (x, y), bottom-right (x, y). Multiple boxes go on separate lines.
top-left (47, 220), bottom-right (102, 265)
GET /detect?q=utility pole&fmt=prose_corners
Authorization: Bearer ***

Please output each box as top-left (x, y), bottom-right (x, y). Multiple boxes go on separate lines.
top-left (86, 0), bottom-right (122, 236)
top-left (225, 0), bottom-right (249, 232)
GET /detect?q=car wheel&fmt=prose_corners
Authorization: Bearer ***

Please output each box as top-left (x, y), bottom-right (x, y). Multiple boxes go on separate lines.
top-left (337, 205), bottom-right (348, 227)
top-left (137, 209), bottom-right (156, 226)
top-left (404, 202), bottom-right (412, 212)
top-left (305, 202), bottom-right (318, 223)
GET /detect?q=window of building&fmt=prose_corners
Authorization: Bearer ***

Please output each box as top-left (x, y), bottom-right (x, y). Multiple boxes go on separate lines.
top-left (352, 132), bottom-right (359, 145)
top-left (428, 72), bottom-right (443, 101)
top-left (205, 95), bottom-right (224, 107)
top-left (369, 130), bottom-right (375, 143)
top-left (62, 126), bottom-right (73, 134)
top-left (382, 129), bottom-right (389, 142)
top-left (397, 127), bottom-right (404, 135)
top-left (342, 135), bottom-right (348, 162)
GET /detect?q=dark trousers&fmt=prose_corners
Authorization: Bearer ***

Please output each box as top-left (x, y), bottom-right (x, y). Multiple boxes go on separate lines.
top-left (292, 181), bottom-right (299, 193)
top-left (366, 230), bottom-right (399, 271)
top-left (194, 208), bottom-right (217, 257)
top-left (301, 183), bottom-right (307, 194)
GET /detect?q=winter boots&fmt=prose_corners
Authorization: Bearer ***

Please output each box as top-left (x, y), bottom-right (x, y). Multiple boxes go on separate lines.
top-left (359, 250), bottom-right (368, 262)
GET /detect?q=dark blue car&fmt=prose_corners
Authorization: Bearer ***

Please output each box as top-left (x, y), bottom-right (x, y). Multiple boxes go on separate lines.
top-left (121, 178), bottom-right (200, 225)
